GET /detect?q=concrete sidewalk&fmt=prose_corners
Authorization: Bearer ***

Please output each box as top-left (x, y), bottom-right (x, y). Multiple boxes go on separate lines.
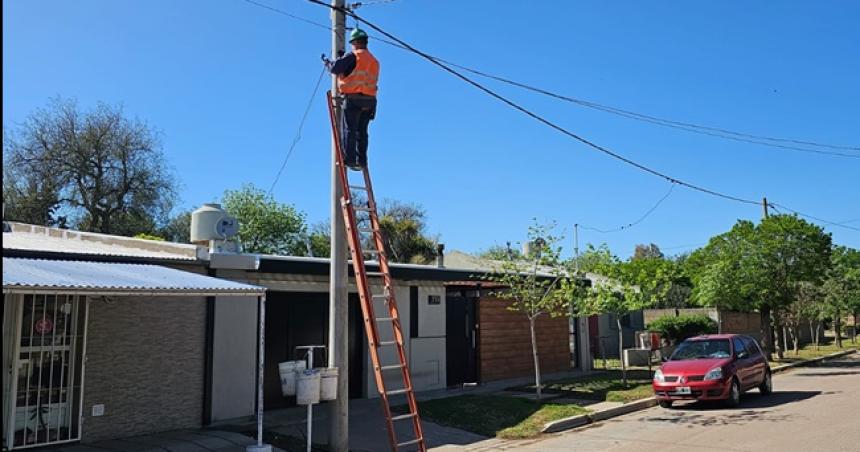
top-left (213, 368), bottom-right (596, 451)
top-left (49, 429), bottom-right (283, 452)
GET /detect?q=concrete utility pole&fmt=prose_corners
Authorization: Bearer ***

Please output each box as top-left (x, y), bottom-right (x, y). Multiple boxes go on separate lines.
top-left (762, 197), bottom-right (769, 219)
top-left (328, 1), bottom-right (348, 451)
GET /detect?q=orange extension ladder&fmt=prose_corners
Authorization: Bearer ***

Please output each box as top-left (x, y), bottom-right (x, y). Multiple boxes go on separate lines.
top-left (326, 91), bottom-right (426, 452)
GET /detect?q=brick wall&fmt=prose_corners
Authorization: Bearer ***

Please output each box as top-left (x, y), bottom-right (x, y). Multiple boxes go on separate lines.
top-left (82, 296), bottom-right (206, 442)
top-left (478, 297), bottom-right (570, 382)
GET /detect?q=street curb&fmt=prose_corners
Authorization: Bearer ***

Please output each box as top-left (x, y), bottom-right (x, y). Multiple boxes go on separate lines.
top-left (542, 398), bottom-right (657, 434)
top-left (542, 348), bottom-right (857, 435)
top-left (771, 349), bottom-right (857, 373)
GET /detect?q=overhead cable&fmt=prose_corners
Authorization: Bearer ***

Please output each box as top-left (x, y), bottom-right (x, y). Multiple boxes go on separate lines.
top-left (248, 0), bottom-right (859, 233)
top-left (268, 67), bottom-right (327, 195)
top-left (242, 1), bottom-right (860, 158)
top-left (579, 183), bottom-right (676, 233)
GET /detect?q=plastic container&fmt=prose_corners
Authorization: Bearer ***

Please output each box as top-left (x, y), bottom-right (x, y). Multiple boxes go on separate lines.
top-left (296, 369), bottom-right (321, 405)
top-left (319, 367), bottom-right (339, 401)
top-left (278, 360), bottom-right (306, 396)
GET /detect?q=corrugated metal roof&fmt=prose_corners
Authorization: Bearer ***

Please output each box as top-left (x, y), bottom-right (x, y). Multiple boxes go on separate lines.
top-left (3, 222), bottom-right (205, 261)
top-left (2, 257), bottom-right (265, 296)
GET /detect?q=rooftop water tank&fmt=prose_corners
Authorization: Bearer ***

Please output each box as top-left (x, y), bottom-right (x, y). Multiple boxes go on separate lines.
top-left (190, 203), bottom-right (239, 244)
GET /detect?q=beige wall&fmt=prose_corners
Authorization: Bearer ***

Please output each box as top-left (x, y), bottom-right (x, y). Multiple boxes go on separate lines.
top-left (82, 296), bottom-right (206, 442)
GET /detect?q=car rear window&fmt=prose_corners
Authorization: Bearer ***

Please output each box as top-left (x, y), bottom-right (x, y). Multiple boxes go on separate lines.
top-left (670, 339), bottom-right (731, 360)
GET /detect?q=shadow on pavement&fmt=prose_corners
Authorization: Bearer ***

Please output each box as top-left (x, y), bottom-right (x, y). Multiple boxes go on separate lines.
top-left (733, 390), bottom-right (821, 409)
top-left (809, 357), bottom-right (860, 368)
top-left (639, 391), bottom-right (821, 428)
top-left (796, 370), bottom-right (860, 377)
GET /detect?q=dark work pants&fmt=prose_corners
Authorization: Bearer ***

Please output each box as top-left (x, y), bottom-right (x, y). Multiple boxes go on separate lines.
top-left (342, 95), bottom-right (377, 166)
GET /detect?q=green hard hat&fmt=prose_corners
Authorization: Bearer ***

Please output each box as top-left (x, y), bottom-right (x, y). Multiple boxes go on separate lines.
top-left (350, 28), bottom-right (368, 42)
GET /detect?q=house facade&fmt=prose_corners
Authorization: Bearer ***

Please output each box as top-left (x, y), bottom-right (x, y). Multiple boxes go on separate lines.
top-left (4, 222), bottom-right (586, 449)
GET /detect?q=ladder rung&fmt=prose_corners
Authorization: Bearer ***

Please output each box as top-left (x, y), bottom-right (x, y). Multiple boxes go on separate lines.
top-left (354, 206), bottom-right (373, 212)
top-left (379, 364), bottom-right (405, 371)
top-left (359, 228), bottom-right (378, 234)
top-left (376, 317), bottom-right (395, 322)
top-left (372, 294), bottom-right (389, 299)
top-left (361, 248), bottom-right (379, 253)
top-left (386, 388), bottom-right (411, 396)
top-left (349, 185), bottom-right (368, 190)
top-left (366, 271), bottom-right (385, 277)
top-left (391, 413), bottom-right (417, 422)
top-left (396, 438), bottom-right (423, 448)
top-left (378, 340), bottom-right (398, 347)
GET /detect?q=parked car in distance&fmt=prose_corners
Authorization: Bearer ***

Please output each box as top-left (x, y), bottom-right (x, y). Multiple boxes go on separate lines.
top-left (653, 334), bottom-right (772, 408)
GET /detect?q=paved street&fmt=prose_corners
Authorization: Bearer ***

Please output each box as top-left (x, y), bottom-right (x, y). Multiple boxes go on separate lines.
top-left (440, 352), bottom-right (860, 452)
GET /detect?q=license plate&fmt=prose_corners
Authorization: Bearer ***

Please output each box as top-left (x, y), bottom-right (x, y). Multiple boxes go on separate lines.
top-left (675, 387), bottom-right (691, 395)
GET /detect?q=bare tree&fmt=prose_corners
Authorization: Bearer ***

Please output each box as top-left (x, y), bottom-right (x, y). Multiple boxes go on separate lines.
top-left (4, 98), bottom-right (177, 235)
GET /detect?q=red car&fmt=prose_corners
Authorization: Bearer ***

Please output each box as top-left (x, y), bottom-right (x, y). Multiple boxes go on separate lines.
top-left (653, 334), bottom-right (772, 408)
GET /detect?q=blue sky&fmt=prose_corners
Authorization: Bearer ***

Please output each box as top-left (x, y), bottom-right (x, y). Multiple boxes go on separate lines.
top-left (4, 0), bottom-right (859, 258)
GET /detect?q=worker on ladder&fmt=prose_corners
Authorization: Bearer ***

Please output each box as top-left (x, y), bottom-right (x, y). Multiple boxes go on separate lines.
top-left (325, 28), bottom-right (380, 170)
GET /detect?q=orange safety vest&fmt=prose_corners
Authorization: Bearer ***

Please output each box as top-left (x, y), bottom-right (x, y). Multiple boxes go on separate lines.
top-left (338, 49), bottom-right (379, 97)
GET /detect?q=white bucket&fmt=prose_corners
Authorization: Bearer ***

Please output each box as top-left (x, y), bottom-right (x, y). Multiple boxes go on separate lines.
top-left (278, 360), bottom-right (307, 396)
top-left (296, 369), bottom-right (321, 405)
top-left (319, 367), bottom-right (339, 401)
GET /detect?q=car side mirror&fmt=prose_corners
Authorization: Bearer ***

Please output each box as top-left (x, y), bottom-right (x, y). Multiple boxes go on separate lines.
top-left (661, 355), bottom-right (669, 362)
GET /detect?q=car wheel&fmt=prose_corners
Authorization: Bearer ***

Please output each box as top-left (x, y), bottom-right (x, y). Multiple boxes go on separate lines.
top-left (759, 371), bottom-right (773, 395)
top-left (725, 379), bottom-right (741, 408)
top-left (658, 400), bottom-right (673, 409)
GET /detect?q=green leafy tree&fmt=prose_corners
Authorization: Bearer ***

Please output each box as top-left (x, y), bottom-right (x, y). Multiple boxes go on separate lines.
top-left (573, 243), bottom-right (615, 273)
top-left (633, 243), bottom-right (664, 260)
top-left (222, 184), bottom-right (307, 255)
top-left (478, 243), bottom-right (524, 261)
top-left (159, 210), bottom-right (192, 243)
top-left (789, 282), bottom-right (826, 352)
top-left (685, 216), bottom-right (831, 358)
top-left (377, 200), bottom-right (438, 264)
top-left (567, 252), bottom-right (670, 387)
top-left (307, 221), bottom-right (332, 258)
top-left (4, 97), bottom-right (177, 235)
top-left (756, 215), bottom-right (832, 357)
top-left (823, 246), bottom-right (860, 347)
top-left (485, 222), bottom-right (570, 399)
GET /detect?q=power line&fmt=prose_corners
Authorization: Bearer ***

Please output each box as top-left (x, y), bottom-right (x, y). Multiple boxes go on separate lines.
top-left (768, 202), bottom-right (860, 232)
top-left (433, 68), bottom-right (860, 158)
top-left (350, 0), bottom-right (401, 7)
top-left (243, 0), bottom-right (331, 31)
top-left (249, 0), bottom-right (859, 234)
top-left (268, 67), bottom-right (327, 195)
top-left (307, 0), bottom-right (761, 206)
top-left (579, 183), bottom-right (676, 233)
top-left (241, 1), bottom-right (860, 159)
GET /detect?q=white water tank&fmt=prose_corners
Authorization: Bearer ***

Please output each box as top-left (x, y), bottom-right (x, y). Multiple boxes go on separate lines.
top-left (190, 203), bottom-right (238, 244)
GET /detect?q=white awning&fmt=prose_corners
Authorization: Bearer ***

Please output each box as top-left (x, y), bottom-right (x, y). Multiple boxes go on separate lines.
top-left (2, 257), bottom-right (265, 296)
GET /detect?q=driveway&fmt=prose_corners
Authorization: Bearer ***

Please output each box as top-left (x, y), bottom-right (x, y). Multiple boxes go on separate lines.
top-left (436, 352), bottom-right (859, 451)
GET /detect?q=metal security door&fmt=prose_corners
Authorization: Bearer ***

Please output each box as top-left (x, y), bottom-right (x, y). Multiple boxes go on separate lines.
top-left (4, 294), bottom-right (88, 450)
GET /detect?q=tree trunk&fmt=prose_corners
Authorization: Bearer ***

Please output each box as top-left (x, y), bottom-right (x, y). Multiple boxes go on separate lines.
top-left (835, 312), bottom-right (843, 348)
top-left (617, 317), bottom-right (627, 388)
top-left (529, 316), bottom-right (542, 400)
top-left (717, 309), bottom-right (722, 334)
top-left (815, 322), bottom-right (821, 351)
top-left (760, 308), bottom-right (774, 359)
top-left (808, 321), bottom-right (815, 350)
top-left (782, 325), bottom-right (789, 355)
top-left (772, 312), bottom-right (784, 360)
top-left (791, 325), bottom-right (799, 355)
top-left (851, 312), bottom-right (857, 344)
